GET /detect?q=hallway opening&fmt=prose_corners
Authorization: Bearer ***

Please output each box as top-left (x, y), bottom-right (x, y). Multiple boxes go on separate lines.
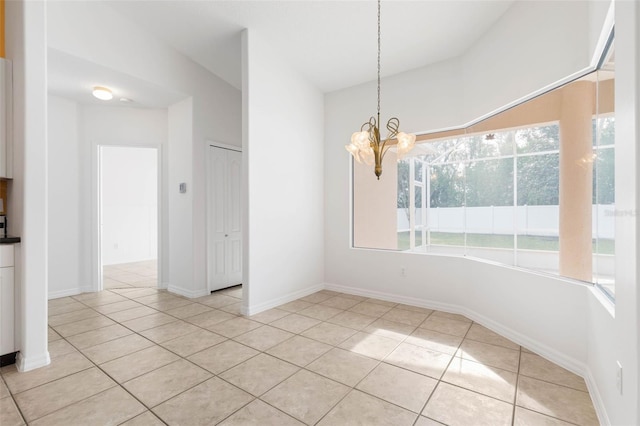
top-left (99, 146), bottom-right (160, 290)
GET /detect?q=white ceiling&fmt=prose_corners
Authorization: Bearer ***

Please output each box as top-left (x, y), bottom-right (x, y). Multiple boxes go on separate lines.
top-left (48, 48), bottom-right (186, 108)
top-left (106, 0), bottom-right (515, 93)
top-left (47, 1), bottom-right (515, 108)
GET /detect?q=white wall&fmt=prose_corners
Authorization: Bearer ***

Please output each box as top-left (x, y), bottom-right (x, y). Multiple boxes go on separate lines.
top-left (168, 98), bottom-right (194, 295)
top-left (45, 103), bottom-right (169, 298)
top-left (585, 3), bottom-right (639, 425)
top-left (47, 1), bottom-right (242, 298)
top-left (47, 95), bottom-right (81, 298)
top-left (80, 106), bottom-right (168, 146)
top-left (79, 106), bottom-right (168, 291)
top-left (462, 1), bottom-right (591, 122)
top-left (242, 29), bottom-right (325, 314)
top-left (5, 0), bottom-right (51, 372)
top-left (346, 1), bottom-right (595, 137)
top-left (100, 147), bottom-right (158, 265)
top-left (325, 1), bottom-right (635, 424)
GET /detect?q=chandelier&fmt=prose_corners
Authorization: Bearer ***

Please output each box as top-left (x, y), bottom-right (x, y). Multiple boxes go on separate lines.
top-left (345, 0), bottom-right (416, 180)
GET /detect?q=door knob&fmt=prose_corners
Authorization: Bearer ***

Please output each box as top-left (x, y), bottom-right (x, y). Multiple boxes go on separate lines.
top-left (225, 234), bottom-right (229, 237)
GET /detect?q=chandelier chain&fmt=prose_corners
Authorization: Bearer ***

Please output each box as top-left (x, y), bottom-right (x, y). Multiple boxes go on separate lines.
top-left (377, 0), bottom-right (381, 118)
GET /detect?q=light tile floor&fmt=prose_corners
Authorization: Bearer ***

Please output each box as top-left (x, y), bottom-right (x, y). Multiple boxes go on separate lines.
top-left (103, 260), bottom-right (159, 290)
top-left (0, 287), bottom-right (599, 425)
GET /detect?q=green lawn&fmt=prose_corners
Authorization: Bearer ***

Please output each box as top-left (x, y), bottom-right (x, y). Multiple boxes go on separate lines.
top-left (397, 231), bottom-right (614, 254)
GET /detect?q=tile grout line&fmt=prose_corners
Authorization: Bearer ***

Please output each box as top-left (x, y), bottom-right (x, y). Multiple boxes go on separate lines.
top-left (512, 351), bottom-right (588, 426)
top-left (312, 308), bottom-right (439, 425)
top-left (515, 372), bottom-right (593, 394)
top-left (48, 330), bottom-right (169, 425)
top-left (192, 293), bottom-right (578, 422)
top-left (212, 301), bottom-right (426, 424)
top-left (59, 296), bottom-right (443, 382)
top-left (415, 317), bottom-right (474, 425)
top-left (309, 344), bottom-right (390, 425)
top-left (0, 370), bottom-right (28, 425)
top-left (511, 344), bottom-right (523, 426)
top-left (241, 302), bottom-right (387, 420)
top-left (73, 289), bottom-right (242, 350)
top-left (85, 282), bottom-right (232, 425)
top-left (43, 292), bottom-right (239, 424)
top-left (132, 295), bottom-right (463, 424)
top-left (17, 285), bottom-right (593, 426)
top-left (512, 353), bottom-right (581, 426)
top-left (4, 349), bottom-right (114, 424)
top-left (73, 285), bottom-right (277, 425)
top-left (89, 270), bottom-right (166, 426)
top-left (10, 269), bottom-right (160, 423)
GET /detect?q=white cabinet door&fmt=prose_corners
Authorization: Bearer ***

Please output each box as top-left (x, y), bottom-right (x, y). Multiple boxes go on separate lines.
top-left (207, 146), bottom-right (243, 292)
top-left (0, 266), bottom-right (15, 355)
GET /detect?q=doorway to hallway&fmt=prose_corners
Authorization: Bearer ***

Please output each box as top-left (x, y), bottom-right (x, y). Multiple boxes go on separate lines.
top-left (99, 146), bottom-right (160, 290)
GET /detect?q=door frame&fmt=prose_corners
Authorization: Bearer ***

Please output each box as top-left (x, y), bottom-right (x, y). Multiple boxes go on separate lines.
top-left (206, 141), bottom-right (242, 293)
top-left (93, 144), bottom-right (163, 292)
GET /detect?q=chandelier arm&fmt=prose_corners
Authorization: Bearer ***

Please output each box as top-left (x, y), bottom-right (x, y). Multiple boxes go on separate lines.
top-left (379, 139), bottom-right (390, 162)
top-left (360, 117), bottom-right (377, 132)
top-left (386, 117), bottom-right (400, 137)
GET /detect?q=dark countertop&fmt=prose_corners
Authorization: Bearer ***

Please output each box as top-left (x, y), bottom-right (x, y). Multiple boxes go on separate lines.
top-left (0, 236), bottom-right (20, 244)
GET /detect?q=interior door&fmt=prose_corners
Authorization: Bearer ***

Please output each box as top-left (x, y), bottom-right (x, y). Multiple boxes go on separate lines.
top-left (226, 150), bottom-right (243, 285)
top-left (208, 145), bottom-right (242, 291)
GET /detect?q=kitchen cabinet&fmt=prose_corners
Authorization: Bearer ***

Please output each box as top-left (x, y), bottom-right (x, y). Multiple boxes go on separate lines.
top-left (0, 244), bottom-right (15, 356)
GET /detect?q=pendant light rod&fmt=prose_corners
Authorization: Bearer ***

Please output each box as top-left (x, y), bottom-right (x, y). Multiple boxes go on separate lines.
top-left (377, 0), bottom-right (381, 122)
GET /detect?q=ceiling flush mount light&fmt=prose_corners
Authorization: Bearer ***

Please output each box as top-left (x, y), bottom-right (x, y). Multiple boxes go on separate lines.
top-left (345, 0), bottom-right (416, 180)
top-left (92, 86), bottom-right (113, 101)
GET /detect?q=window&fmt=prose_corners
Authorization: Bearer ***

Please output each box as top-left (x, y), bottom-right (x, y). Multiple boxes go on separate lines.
top-left (353, 45), bottom-right (616, 300)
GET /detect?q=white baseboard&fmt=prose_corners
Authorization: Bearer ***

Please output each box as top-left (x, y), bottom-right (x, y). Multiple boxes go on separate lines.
top-left (324, 282), bottom-right (589, 380)
top-left (323, 283), bottom-right (611, 423)
top-left (466, 309), bottom-right (588, 376)
top-left (325, 283), bottom-right (613, 423)
top-left (48, 287), bottom-right (91, 300)
top-left (16, 351), bottom-right (51, 372)
top-left (585, 368), bottom-right (611, 426)
top-left (243, 283), bottom-right (325, 316)
top-left (168, 284), bottom-right (209, 299)
top-left (159, 281), bottom-right (170, 290)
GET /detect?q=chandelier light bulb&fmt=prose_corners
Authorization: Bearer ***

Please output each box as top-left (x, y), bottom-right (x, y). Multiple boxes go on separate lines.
top-left (396, 132), bottom-right (417, 159)
top-left (351, 131), bottom-right (371, 149)
top-left (345, 143), bottom-right (362, 163)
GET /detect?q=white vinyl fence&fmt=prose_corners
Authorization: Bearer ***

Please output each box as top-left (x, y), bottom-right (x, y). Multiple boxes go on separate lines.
top-left (398, 205), bottom-right (615, 239)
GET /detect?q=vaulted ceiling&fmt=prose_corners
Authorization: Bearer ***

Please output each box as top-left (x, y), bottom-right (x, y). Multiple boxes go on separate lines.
top-left (106, 1), bottom-right (513, 92)
top-left (48, 1), bottom-right (515, 106)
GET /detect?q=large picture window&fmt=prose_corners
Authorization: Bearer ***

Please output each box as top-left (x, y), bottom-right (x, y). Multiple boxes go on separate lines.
top-left (353, 44), bottom-right (616, 300)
